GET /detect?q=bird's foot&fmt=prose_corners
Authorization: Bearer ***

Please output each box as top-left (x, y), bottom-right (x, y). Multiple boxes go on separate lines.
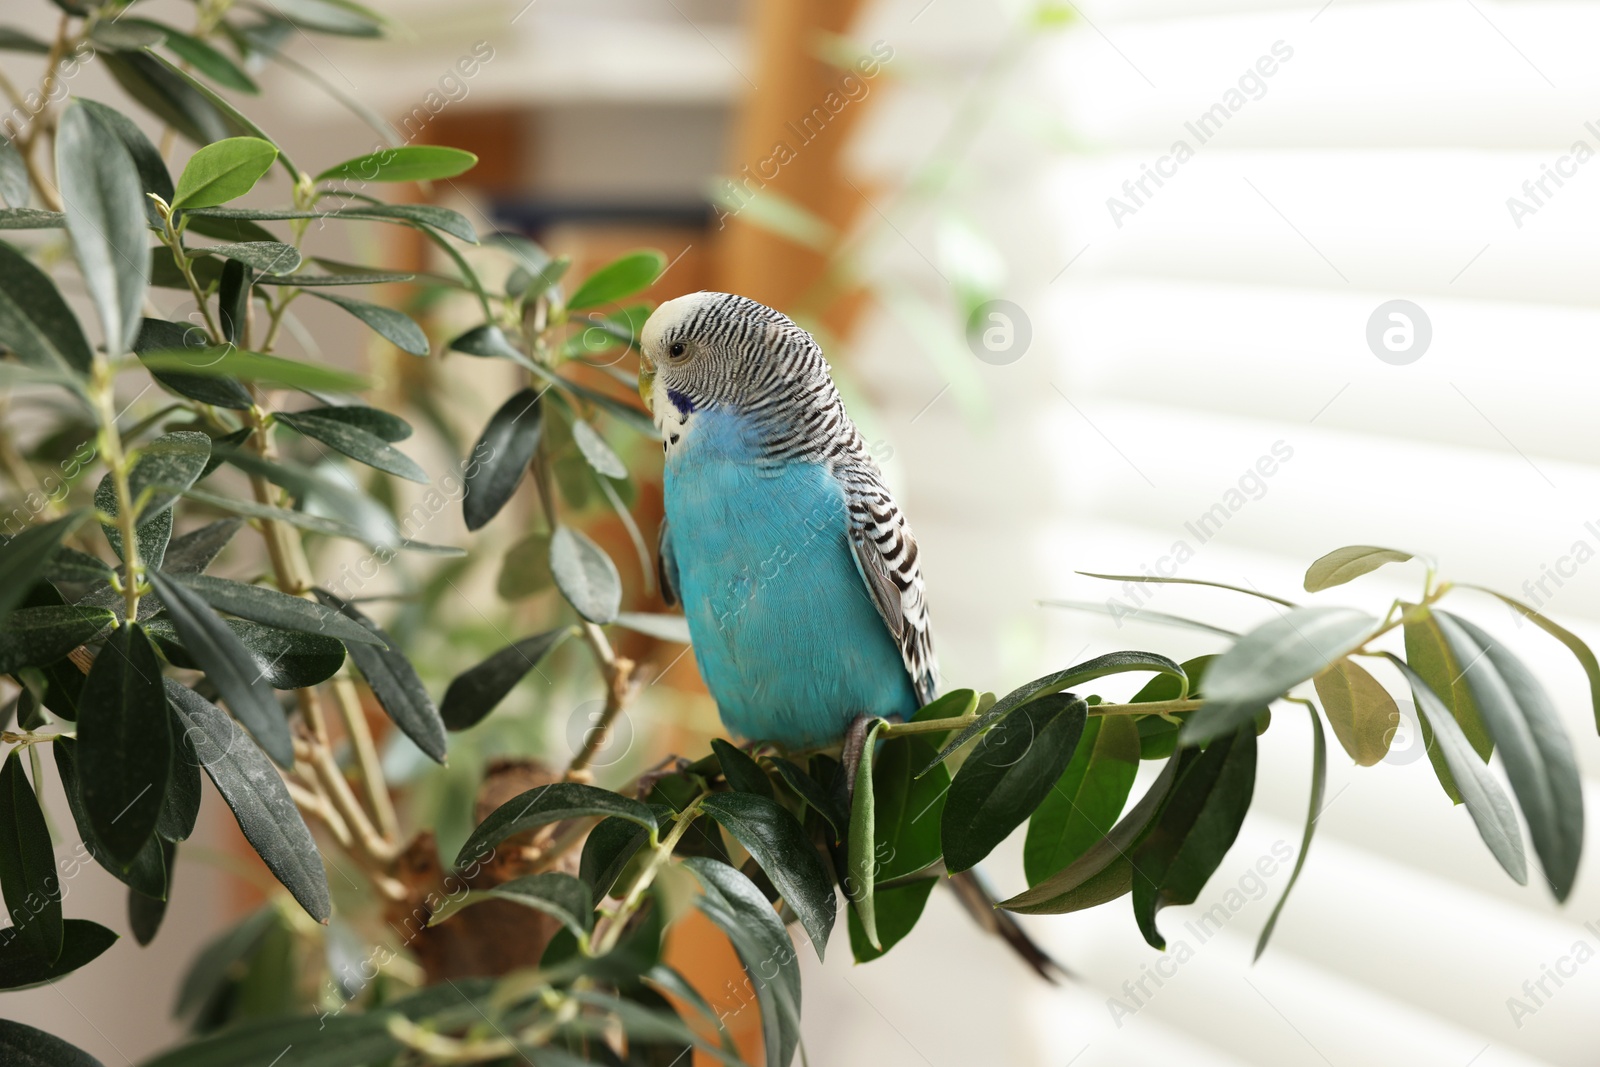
top-left (840, 715), bottom-right (879, 803)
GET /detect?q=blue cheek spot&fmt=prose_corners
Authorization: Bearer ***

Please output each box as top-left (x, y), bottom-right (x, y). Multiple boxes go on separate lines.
top-left (666, 388), bottom-right (695, 415)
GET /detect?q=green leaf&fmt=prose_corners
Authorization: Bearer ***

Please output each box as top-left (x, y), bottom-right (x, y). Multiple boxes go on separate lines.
top-left (0, 919), bottom-right (117, 992)
top-left (180, 486), bottom-right (457, 556)
top-left (217, 258), bottom-right (250, 342)
top-left (439, 628), bottom-right (572, 730)
top-left (52, 739), bottom-right (167, 898)
top-left (611, 612), bottom-right (691, 644)
top-left (573, 419), bottom-right (627, 479)
top-left (134, 317), bottom-right (253, 410)
top-left (567, 250), bottom-right (665, 310)
top-left (429, 872), bottom-right (593, 937)
top-left (1434, 611), bottom-right (1583, 901)
top-left (1404, 605), bottom-right (1492, 803)
top-left (189, 203), bottom-right (477, 244)
top-left (454, 782), bottom-right (657, 869)
top-left (258, 267), bottom-right (417, 287)
top-left (712, 738), bottom-right (773, 798)
top-left (1182, 607), bottom-right (1377, 746)
top-left (699, 791), bottom-right (837, 959)
top-left (166, 682), bottom-right (331, 921)
top-left (0, 238), bottom-right (93, 378)
top-left (1312, 656), bottom-right (1397, 766)
top-left (315, 145), bottom-right (478, 184)
top-left (1023, 714), bottom-right (1140, 886)
top-left (162, 572), bottom-right (384, 647)
top-left (1131, 725), bottom-right (1257, 950)
top-left (146, 571), bottom-right (291, 767)
top-left (76, 623), bottom-right (171, 864)
top-left (41, 546), bottom-right (113, 585)
top-left (0, 512), bottom-right (89, 622)
top-left (313, 590), bottom-right (447, 764)
top-left (463, 387), bottom-right (544, 530)
top-left (942, 693), bottom-right (1087, 873)
top-left (308, 290), bottom-right (428, 355)
top-left (924, 650), bottom-right (1183, 775)
top-left (580, 814), bottom-right (652, 898)
top-left (847, 877), bottom-right (936, 964)
top-left (1255, 703), bottom-right (1325, 960)
top-left (276, 411), bottom-right (427, 482)
top-left (171, 137), bottom-right (278, 210)
top-left (847, 718), bottom-right (886, 949)
top-left (192, 240), bottom-right (300, 274)
top-left (87, 20), bottom-right (167, 50)
top-left (129, 870), bottom-right (171, 946)
top-left (55, 102), bottom-right (149, 354)
top-left (0, 28), bottom-right (51, 56)
top-left (449, 322), bottom-right (528, 363)
top-left (291, 404), bottom-right (411, 442)
top-left (497, 531), bottom-right (554, 600)
top-left (551, 525), bottom-right (622, 624)
top-left (148, 615), bottom-right (346, 691)
top-left (0, 1017), bottom-right (106, 1066)
top-left (1463, 585), bottom-right (1600, 736)
top-left (999, 749), bottom-right (1196, 915)
top-left (1303, 545), bottom-right (1414, 592)
top-left (173, 905), bottom-right (276, 1019)
top-left (163, 518), bottom-right (243, 575)
top-left (103, 52), bottom-right (232, 147)
top-left (158, 721), bottom-right (202, 843)
top-left (1078, 570), bottom-right (1298, 608)
top-left (0, 606), bottom-right (114, 673)
top-left (215, 448), bottom-right (398, 549)
top-left (110, 429), bottom-right (213, 532)
top-left (120, 20), bottom-right (257, 92)
top-left (767, 757), bottom-right (847, 840)
top-left (0, 750), bottom-right (62, 962)
top-left (1386, 654), bottom-right (1528, 885)
top-left (683, 857), bottom-right (802, 1067)
top-left (137, 346), bottom-right (370, 393)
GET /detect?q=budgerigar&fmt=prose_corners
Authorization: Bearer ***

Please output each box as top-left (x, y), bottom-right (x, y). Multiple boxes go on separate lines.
top-left (637, 291), bottom-right (936, 749)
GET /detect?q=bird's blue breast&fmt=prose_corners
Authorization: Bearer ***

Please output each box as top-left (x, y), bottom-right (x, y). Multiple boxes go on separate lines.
top-left (663, 408), bottom-right (917, 748)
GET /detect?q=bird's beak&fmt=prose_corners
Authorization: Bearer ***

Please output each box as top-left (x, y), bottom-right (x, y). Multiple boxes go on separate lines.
top-left (637, 350), bottom-right (656, 413)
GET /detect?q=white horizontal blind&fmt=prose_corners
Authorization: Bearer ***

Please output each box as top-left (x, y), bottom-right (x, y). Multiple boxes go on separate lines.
top-left (812, 1), bottom-right (1600, 1064)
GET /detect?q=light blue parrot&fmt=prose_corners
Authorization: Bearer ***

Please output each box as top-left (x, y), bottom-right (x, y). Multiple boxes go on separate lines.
top-left (637, 292), bottom-right (938, 749)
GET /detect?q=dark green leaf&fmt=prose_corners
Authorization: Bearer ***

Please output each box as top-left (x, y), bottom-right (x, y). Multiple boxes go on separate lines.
top-left (942, 693), bottom-right (1087, 873)
top-left (52, 739), bottom-right (167, 897)
top-left (308, 290), bottom-right (428, 355)
top-left (163, 518), bottom-right (243, 575)
top-left (1387, 653), bottom-right (1527, 884)
top-left (125, 20), bottom-right (259, 92)
top-left (111, 429), bottom-right (213, 530)
top-left (192, 240), bottom-right (300, 273)
top-left (214, 449), bottom-right (397, 549)
top-left (1131, 726), bottom-right (1257, 950)
top-left (1404, 605), bottom-right (1492, 804)
top-left (439, 628), bottom-right (572, 730)
top-left (0, 1017), bottom-right (106, 1066)
top-left (146, 571), bottom-right (291, 766)
top-left (76, 623), bottom-right (170, 864)
top-left (148, 615), bottom-right (345, 691)
top-left (924, 650), bottom-right (1184, 775)
top-left (712, 738), bottom-right (773, 798)
top-left (455, 782), bottom-right (657, 869)
top-left (0, 919), bottom-right (117, 992)
top-left (315, 145), bottom-right (477, 184)
top-left (999, 749), bottom-right (1197, 915)
top-left (699, 791), bottom-right (836, 958)
top-left (463, 387), bottom-right (544, 530)
top-left (1023, 713), bottom-right (1140, 886)
top-left (103, 52), bottom-right (233, 145)
top-left (166, 681), bottom-right (331, 921)
top-left (291, 405), bottom-right (411, 442)
top-left (0, 606), bottom-right (114, 673)
top-left (0, 512), bottom-right (89, 622)
top-left (1435, 611), bottom-right (1583, 900)
top-left (581, 814), bottom-right (652, 898)
top-left (217, 259), bottom-right (250, 343)
top-left (180, 486), bottom-right (457, 555)
top-left (0, 750), bottom-right (62, 961)
top-left (683, 857), bottom-right (802, 1067)
top-left (1255, 704), bottom-right (1325, 960)
top-left (159, 720), bottom-right (202, 842)
top-left (430, 872), bottom-right (592, 938)
top-left (173, 905), bottom-right (277, 1019)
top-left (450, 322), bottom-right (529, 363)
top-left (551, 525), bottom-right (621, 624)
top-left (184, 211), bottom-right (277, 243)
top-left (134, 317), bottom-right (253, 410)
top-left (276, 411), bottom-right (427, 482)
top-left (163, 572), bottom-right (384, 647)
top-left (56, 102), bottom-right (149, 354)
top-left (129, 880), bottom-right (169, 946)
top-left (847, 877), bottom-right (936, 964)
top-left (312, 590), bottom-right (446, 763)
top-left (1303, 545), bottom-right (1414, 592)
top-left (1182, 606), bottom-right (1376, 746)
top-left (0, 28), bottom-right (51, 55)
top-left (172, 137), bottom-right (277, 210)
top-left (189, 202), bottom-right (477, 243)
top-left (1465, 585), bottom-right (1600, 736)
top-left (40, 546), bottom-right (112, 585)
top-left (0, 238), bottom-right (93, 378)
top-left (258, 268), bottom-right (416, 287)
top-left (567, 251), bottom-right (665, 310)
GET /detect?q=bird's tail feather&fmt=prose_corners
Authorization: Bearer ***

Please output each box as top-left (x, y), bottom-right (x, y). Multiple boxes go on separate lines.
top-left (944, 867), bottom-right (1069, 983)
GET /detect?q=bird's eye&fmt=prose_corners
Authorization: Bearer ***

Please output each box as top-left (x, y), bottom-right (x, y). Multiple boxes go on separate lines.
top-left (668, 342), bottom-right (687, 360)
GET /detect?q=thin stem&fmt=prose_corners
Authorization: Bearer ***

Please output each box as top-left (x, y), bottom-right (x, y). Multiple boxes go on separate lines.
top-left (89, 360), bottom-right (143, 619)
top-left (589, 798), bottom-right (702, 955)
top-left (566, 621), bottom-right (634, 781)
top-left (331, 676), bottom-right (400, 841)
